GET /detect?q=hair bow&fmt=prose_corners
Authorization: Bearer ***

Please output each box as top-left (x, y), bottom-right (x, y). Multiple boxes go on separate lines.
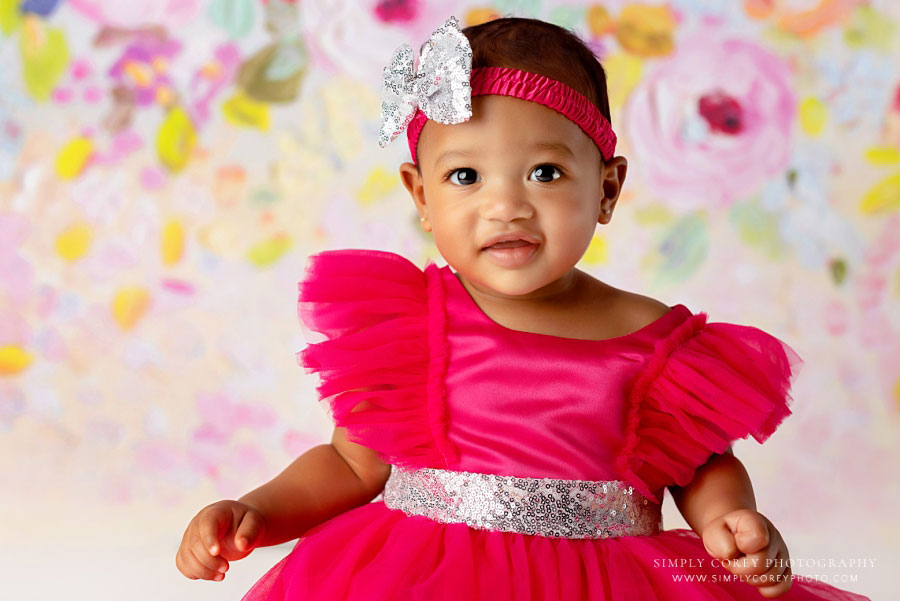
top-left (378, 15), bottom-right (474, 149)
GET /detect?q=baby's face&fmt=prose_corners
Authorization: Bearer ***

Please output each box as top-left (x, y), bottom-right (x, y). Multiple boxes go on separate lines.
top-left (401, 94), bottom-right (621, 297)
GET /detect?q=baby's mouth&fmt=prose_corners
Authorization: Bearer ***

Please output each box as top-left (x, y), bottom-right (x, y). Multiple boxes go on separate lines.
top-left (481, 240), bottom-right (540, 267)
top-left (483, 240), bottom-right (536, 250)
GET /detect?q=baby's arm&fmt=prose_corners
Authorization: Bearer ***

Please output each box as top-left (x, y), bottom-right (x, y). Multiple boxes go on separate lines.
top-left (239, 426), bottom-right (391, 547)
top-left (176, 426), bottom-right (391, 581)
top-left (667, 446), bottom-right (793, 598)
top-left (667, 445), bottom-right (753, 531)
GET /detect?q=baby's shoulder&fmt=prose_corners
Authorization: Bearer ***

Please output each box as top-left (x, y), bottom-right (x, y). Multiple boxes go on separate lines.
top-left (582, 275), bottom-right (673, 336)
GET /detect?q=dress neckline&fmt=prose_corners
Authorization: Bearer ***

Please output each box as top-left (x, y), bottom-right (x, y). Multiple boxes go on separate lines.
top-left (443, 265), bottom-right (689, 344)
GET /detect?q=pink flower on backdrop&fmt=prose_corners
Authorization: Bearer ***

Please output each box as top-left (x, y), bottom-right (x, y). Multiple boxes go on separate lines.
top-left (194, 391), bottom-right (279, 439)
top-left (0, 212), bottom-right (29, 250)
top-left (0, 312), bottom-right (29, 347)
top-left (853, 215), bottom-right (900, 395)
top-left (108, 36), bottom-right (183, 107)
top-left (373, 0), bottom-right (420, 24)
top-left (0, 255), bottom-right (33, 308)
top-left (283, 428), bottom-right (323, 456)
top-left (625, 25), bottom-right (795, 210)
top-left (68, 0), bottom-right (204, 28)
top-left (301, 0), bottom-right (463, 82)
top-left (51, 58), bottom-right (104, 105)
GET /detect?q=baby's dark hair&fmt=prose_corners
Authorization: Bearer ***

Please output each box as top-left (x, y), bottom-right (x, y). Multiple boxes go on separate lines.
top-left (461, 17), bottom-right (612, 124)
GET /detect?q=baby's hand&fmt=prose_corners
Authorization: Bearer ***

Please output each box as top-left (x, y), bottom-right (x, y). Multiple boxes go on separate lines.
top-left (175, 500), bottom-right (267, 582)
top-left (701, 508), bottom-right (792, 598)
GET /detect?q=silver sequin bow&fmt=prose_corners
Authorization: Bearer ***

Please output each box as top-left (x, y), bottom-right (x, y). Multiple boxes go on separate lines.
top-left (378, 15), bottom-right (474, 148)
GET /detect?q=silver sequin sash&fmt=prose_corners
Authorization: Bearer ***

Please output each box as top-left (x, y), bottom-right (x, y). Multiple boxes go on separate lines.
top-left (383, 466), bottom-right (662, 539)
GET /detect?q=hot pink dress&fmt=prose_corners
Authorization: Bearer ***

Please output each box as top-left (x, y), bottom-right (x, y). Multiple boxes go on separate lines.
top-left (241, 248), bottom-right (871, 601)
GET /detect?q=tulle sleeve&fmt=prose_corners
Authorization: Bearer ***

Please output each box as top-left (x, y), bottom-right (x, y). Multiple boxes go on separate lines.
top-left (295, 248), bottom-right (456, 469)
top-left (616, 312), bottom-right (804, 504)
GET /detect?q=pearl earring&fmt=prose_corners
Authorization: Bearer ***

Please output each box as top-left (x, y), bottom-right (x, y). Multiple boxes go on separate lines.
top-left (420, 217), bottom-right (425, 222)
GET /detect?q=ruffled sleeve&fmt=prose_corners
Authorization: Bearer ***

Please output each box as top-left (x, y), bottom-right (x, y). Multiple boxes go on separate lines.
top-left (295, 249), bottom-right (457, 469)
top-left (616, 312), bottom-right (804, 504)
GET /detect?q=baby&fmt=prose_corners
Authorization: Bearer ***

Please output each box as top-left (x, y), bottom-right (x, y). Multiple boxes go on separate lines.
top-left (177, 15), bottom-right (870, 601)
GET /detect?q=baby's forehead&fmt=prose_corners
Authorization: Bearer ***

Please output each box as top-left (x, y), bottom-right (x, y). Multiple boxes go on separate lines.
top-left (419, 95), bottom-right (596, 161)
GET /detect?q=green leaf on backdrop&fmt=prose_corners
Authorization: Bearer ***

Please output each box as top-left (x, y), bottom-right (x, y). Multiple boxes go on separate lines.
top-left (547, 6), bottom-right (583, 29)
top-left (236, 42), bottom-right (307, 103)
top-left (646, 211), bottom-right (708, 288)
top-left (494, 0), bottom-right (541, 19)
top-left (829, 258), bottom-right (848, 286)
top-left (208, 0), bottom-right (255, 39)
top-left (727, 197), bottom-right (786, 260)
top-left (249, 188), bottom-right (279, 206)
top-left (246, 234), bottom-right (291, 267)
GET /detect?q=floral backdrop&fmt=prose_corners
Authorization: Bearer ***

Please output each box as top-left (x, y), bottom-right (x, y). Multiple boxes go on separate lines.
top-left (0, 0), bottom-right (897, 598)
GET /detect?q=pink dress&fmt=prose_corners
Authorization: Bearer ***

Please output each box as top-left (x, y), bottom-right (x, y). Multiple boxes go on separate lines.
top-left (241, 248), bottom-right (871, 601)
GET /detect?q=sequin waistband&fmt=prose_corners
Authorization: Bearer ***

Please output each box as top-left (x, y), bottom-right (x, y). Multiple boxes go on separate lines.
top-left (383, 466), bottom-right (662, 539)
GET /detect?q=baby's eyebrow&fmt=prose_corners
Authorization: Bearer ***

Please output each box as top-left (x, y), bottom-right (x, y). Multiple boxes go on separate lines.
top-left (433, 141), bottom-right (575, 169)
top-left (434, 150), bottom-right (475, 167)
top-left (529, 141), bottom-right (575, 159)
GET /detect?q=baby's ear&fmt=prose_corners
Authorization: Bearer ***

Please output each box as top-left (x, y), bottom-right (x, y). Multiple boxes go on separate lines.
top-left (601, 155), bottom-right (628, 202)
top-left (398, 162), bottom-right (428, 226)
top-left (398, 162), bottom-right (421, 197)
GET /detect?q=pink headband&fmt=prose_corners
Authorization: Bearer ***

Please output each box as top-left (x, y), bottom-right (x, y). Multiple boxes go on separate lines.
top-left (406, 66), bottom-right (617, 165)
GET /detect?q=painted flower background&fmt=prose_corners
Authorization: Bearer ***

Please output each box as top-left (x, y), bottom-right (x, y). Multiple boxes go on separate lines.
top-left (1, 0), bottom-right (898, 598)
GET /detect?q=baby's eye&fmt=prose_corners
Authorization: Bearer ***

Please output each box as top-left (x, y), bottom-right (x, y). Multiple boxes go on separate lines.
top-left (529, 164), bottom-right (562, 183)
top-left (448, 168), bottom-right (480, 186)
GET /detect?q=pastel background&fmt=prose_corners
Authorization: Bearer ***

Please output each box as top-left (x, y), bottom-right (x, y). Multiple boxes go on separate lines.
top-left (1, 0), bottom-right (897, 598)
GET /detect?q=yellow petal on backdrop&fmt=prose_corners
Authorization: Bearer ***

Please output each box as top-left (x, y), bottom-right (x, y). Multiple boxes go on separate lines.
top-left (155, 85), bottom-right (175, 107)
top-left (55, 136), bottom-right (93, 179)
top-left (356, 166), bottom-right (398, 205)
top-left (197, 219), bottom-right (242, 257)
top-left (587, 5), bottom-right (616, 36)
top-left (55, 222), bottom-right (92, 261)
top-left (634, 203), bottom-right (675, 225)
top-left (246, 233), bottom-right (291, 267)
top-left (222, 90), bottom-right (270, 130)
top-left (799, 97), bottom-right (827, 136)
top-left (0, 345), bottom-right (32, 376)
top-left (615, 4), bottom-right (676, 58)
top-left (464, 7), bottom-right (501, 26)
top-left (859, 173), bottom-right (900, 215)
top-left (581, 234), bottom-right (608, 265)
top-left (161, 218), bottom-right (185, 266)
top-left (603, 52), bottom-right (643, 114)
top-left (123, 59), bottom-right (153, 87)
top-left (744, 0), bottom-right (774, 20)
top-left (864, 146), bottom-right (900, 166)
top-left (0, 0), bottom-right (22, 35)
top-left (894, 373), bottom-right (900, 414)
top-left (845, 5), bottom-right (896, 51)
top-left (156, 106), bottom-right (196, 173)
top-left (112, 286), bottom-right (151, 331)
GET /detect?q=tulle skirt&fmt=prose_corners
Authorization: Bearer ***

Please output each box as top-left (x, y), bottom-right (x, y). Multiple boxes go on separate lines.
top-left (241, 501), bottom-right (870, 601)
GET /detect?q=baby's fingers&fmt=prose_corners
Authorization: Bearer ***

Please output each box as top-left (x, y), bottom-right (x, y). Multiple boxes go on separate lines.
top-left (198, 505), bottom-right (232, 556)
top-left (234, 509), bottom-right (265, 552)
top-left (180, 544), bottom-right (228, 581)
top-left (749, 547), bottom-right (793, 598)
top-left (191, 536), bottom-right (230, 576)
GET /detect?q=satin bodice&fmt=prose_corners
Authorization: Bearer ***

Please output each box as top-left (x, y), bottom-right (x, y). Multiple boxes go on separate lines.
top-left (440, 265), bottom-right (693, 481)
